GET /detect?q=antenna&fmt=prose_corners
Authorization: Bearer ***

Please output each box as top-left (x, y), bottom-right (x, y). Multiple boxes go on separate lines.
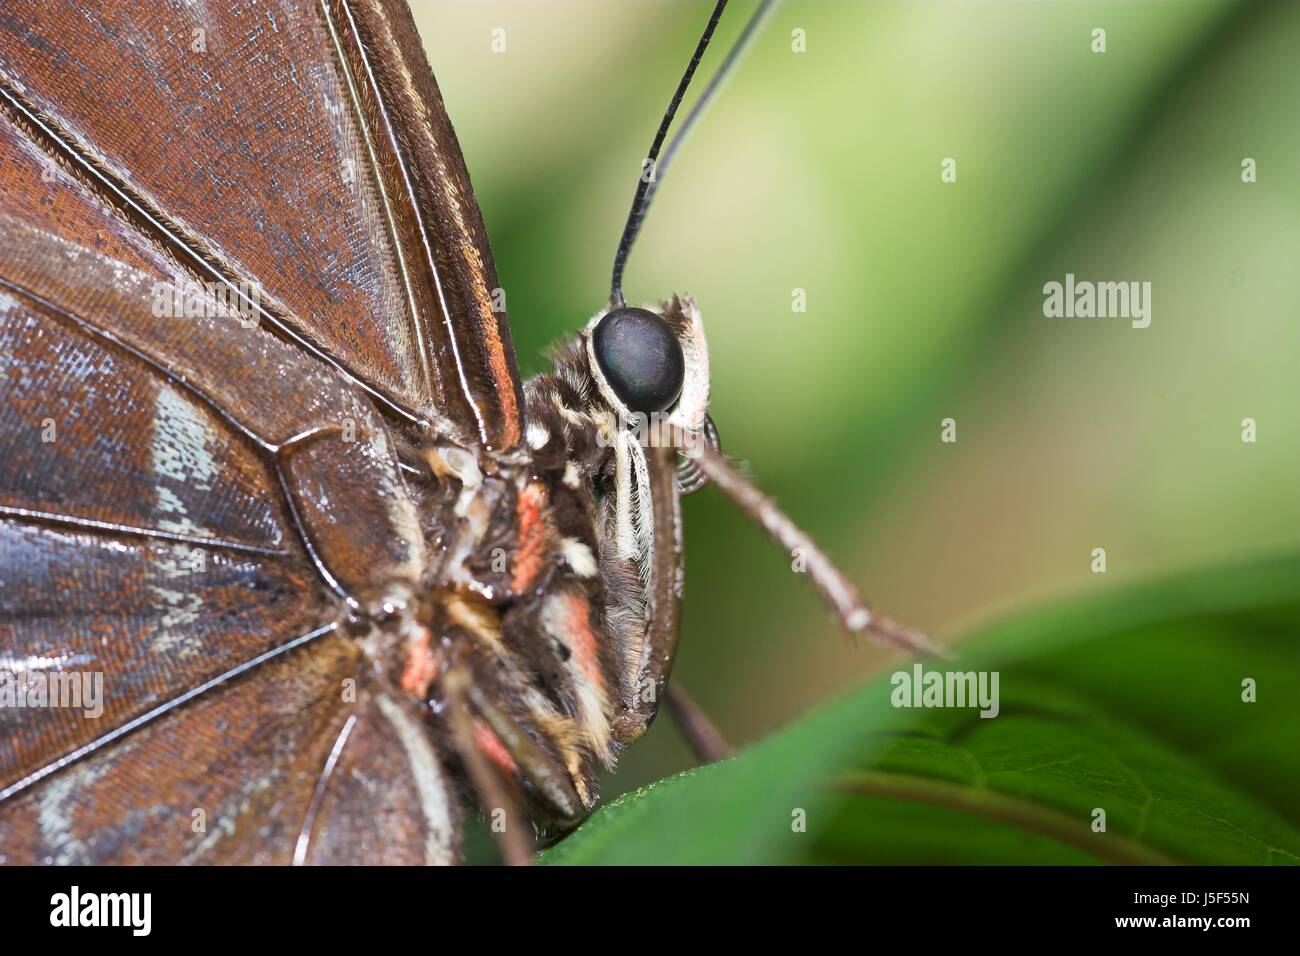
top-left (609, 0), bottom-right (777, 306)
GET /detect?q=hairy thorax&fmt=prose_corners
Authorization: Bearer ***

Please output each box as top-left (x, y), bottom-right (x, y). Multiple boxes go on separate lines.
top-left (359, 341), bottom-right (649, 830)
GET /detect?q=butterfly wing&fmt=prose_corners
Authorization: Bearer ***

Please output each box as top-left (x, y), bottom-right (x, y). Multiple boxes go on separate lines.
top-left (0, 0), bottom-right (523, 450)
top-left (0, 212), bottom-right (451, 862)
top-left (0, 630), bottom-right (460, 865)
top-left (0, 0), bottom-right (508, 862)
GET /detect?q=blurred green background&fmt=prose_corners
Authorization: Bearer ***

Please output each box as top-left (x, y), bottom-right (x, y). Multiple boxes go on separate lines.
top-left (415, 0), bottom-right (1300, 797)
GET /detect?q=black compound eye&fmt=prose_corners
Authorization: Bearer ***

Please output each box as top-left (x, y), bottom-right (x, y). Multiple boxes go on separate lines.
top-left (592, 307), bottom-right (686, 414)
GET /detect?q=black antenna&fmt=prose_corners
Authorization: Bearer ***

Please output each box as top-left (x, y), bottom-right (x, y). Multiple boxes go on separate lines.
top-left (609, 0), bottom-right (778, 307)
top-left (640, 0), bottom-right (777, 244)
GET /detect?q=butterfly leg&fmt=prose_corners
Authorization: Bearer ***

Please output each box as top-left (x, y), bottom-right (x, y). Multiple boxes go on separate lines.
top-left (692, 444), bottom-right (947, 658)
top-left (440, 660), bottom-right (588, 864)
top-left (665, 682), bottom-right (733, 764)
top-left (441, 665), bottom-right (534, 866)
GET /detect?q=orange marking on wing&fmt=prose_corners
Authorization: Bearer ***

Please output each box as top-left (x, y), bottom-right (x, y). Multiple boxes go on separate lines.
top-left (472, 293), bottom-right (520, 447)
top-left (562, 592), bottom-right (604, 691)
top-left (510, 482), bottom-right (549, 592)
top-left (431, 147), bottom-right (519, 448)
top-left (400, 626), bottom-right (439, 698)
top-left (473, 720), bottom-right (518, 777)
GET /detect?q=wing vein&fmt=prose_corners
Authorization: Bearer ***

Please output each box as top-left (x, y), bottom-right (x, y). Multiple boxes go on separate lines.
top-left (293, 712), bottom-right (358, 866)
top-left (319, 0), bottom-right (439, 415)
top-left (0, 78), bottom-right (428, 430)
top-left (0, 622), bottom-right (339, 805)
top-left (0, 274), bottom-right (359, 603)
top-left (333, 0), bottom-right (490, 444)
top-left (0, 506), bottom-right (289, 558)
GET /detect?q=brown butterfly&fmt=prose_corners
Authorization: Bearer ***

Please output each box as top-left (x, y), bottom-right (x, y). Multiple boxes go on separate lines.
top-left (0, 0), bottom-right (932, 865)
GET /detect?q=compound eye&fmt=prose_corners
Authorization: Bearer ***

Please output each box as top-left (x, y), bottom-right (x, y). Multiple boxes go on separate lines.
top-left (592, 307), bottom-right (686, 414)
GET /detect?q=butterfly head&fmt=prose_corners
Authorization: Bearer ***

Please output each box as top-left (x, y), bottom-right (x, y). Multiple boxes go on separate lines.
top-left (581, 295), bottom-right (711, 448)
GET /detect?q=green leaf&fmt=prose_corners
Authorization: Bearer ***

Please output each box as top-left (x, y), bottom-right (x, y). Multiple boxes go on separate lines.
top-left (543, 555), bottom-right (1300, 865)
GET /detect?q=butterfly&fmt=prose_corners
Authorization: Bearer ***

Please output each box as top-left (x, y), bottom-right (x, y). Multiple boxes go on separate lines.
top-left (0, 0), bottom-right (932, 865)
